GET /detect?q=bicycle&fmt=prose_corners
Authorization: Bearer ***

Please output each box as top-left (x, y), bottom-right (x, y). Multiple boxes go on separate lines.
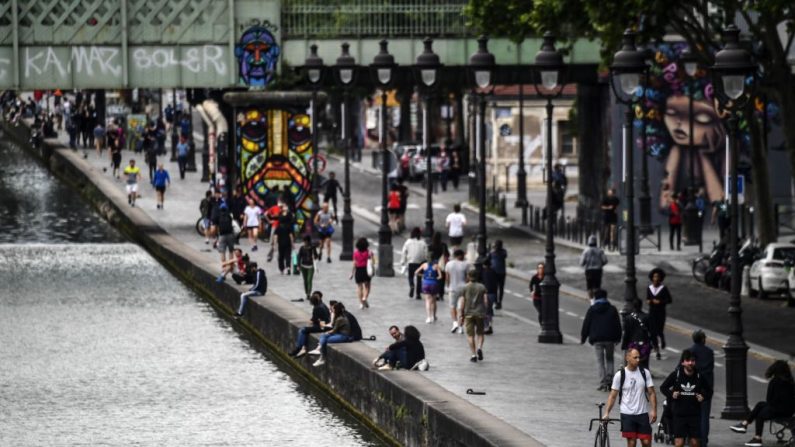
top-left (589, 403), bottom-right (619, 447)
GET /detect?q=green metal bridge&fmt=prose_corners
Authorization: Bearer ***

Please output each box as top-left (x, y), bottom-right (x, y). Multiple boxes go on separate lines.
top-left (0, 0), bottom-right (601, 90)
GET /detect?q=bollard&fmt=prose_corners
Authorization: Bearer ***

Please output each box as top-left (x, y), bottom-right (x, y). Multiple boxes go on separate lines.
top-left (740, 265), bottom-right (751, 298)
top-left (499, 194), bottom-right (507, 217)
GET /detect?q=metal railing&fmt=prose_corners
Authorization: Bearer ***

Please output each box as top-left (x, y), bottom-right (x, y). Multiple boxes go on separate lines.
top-left (282, 0), bottom-right (469, 38)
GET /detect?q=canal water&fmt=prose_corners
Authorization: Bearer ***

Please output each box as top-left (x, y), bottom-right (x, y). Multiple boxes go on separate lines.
top-left (0, 135), bottom-right (382, 446)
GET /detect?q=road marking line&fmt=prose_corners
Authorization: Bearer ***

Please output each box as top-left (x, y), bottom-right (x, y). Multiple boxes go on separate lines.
top-left (511, 292), bottom-right (523, 297)
top-left (504, 289), bottom-right (514, 294)
top-left (749, 375), bottom-right (768, 384)
top-left (565, 311), bottom-right (578, 317)
top-left (665, 347), bottom-right (682, 354)
top-left (500, 309), bottom-right (580, 344)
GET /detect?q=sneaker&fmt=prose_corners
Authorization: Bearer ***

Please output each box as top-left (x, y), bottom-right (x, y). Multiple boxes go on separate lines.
top-left (294, 347), bottom-right (307, 358)
top-left (215, 275), bottom-right (224, 284)
top-left (307, 347), bottom-right (322, 356)
top-left (484, 327), bottom-right (493, 335)
top-left (252, 245), bottom-right (258, 252)
top-left (359, 303), bottom-right (364, 310)
top-left (458, 326), bottom-right (464, 334)
top-left (470, 355), bottom-right (478, 363)
top-left (372, 357), bottom-right (384, 367)
top-left (477, 349), bottom-right (483, 361)
top-left (597, 384), bottom-right (606, 391)
top-left (425, 317), bottom-right (433, 324)
top-left (743, 439), bottom-right (762, 447)
top-left (495, 303), bottom-right (502, 310)
top-left (327, 257), bottom-right (332, 263)
top-left (378, 364), bottom-right (393, 371)
top-left (312, 357), bottom-right (325, 367)
top-left (233, 313), bottom-right (242, 319)
top-left (205, 239), bottom-right (210, 244)
top-left (408, 289), bottom-right (414, 298)
top-left (730, 423), bottom-right (748, 434)
top-left (451, 322), bottom-right (459, 333)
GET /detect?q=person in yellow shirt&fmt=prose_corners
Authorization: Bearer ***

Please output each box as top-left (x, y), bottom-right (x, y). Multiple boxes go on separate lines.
top-left (123, 159), bottom-right (141, 207)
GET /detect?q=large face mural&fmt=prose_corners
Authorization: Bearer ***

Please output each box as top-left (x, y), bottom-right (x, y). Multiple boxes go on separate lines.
top-left (235, 26), bottom-right (280, 87)
top-left (637, 42), bottom-right (772, 211)
top-left (237, 107), bottom-right (314, 229)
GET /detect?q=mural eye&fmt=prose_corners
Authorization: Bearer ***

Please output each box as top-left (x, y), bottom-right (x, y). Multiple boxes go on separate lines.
top-left (694, 113), bottom-right (714, 125)
top-left (664, 108), bottom-right (678, 117)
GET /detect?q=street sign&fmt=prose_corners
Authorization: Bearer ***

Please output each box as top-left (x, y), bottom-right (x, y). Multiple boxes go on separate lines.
top-left (725, 175), bottom-right (745, 204)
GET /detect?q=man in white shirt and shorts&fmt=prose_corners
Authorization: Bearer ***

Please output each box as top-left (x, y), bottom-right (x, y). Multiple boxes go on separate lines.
top-left (445, 249), bottom-right (470, 334)
top-left (603, 348), bottom-right (658, 447)
top-left (445, 204), bottom-right (467, 248)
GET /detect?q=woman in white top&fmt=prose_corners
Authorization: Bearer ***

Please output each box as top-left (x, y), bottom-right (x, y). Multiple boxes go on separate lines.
top-left (243, 197), bottom-right (263, 251)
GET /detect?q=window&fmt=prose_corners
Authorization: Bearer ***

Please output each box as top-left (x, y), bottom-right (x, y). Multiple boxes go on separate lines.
top-left (558, 120), bottom-right (576, 156)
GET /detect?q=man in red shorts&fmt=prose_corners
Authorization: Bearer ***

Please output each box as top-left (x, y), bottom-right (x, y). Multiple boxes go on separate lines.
top-left (603, 348), bottom-right (658, 446)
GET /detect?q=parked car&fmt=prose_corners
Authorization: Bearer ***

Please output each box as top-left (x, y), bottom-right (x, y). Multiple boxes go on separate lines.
top-left (749, 242), bottom-right (795, 299)
top-left (392, 143), bottom-right (419, 179)
top-left (376, 149), bottom-right (400, 184)
top-left (409, 144), bottom-right (442, 180)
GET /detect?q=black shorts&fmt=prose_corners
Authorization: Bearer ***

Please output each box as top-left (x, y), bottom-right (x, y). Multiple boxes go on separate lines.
top-left (354, 266), bottom-right (371, 284)
top-left (449, 236), bottom-right (463, 246)
top-left (585, 269), bottom-right (603, 290)
top-left (155, 186), bottom-right (166, 193)
top-left (672, 416), bottom-right (701, 439)
top-left (620, 413), bottom-right (652, 441)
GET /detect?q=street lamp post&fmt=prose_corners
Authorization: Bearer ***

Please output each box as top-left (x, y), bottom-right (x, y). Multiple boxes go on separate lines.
top-left (335, 43), bottom-right (357, 261)
top-left (371, 40), bottom-right (396, 276)
top-left (534, 32), bottom-right (565, 344)
top-left (414, 38), bottom-right (442, 240)
top-left (469, 36), bottom-right (495, 271)
top-left (305, 44), bottom-right (324, 222)
top-left (680, 48), bottom-right (703, 248)
top-left (711, 25), bottom-right (755, 420)
top-left (609, 29), bottom-right (648, 315)
top-left (516, 63), bottom-right (529, 225)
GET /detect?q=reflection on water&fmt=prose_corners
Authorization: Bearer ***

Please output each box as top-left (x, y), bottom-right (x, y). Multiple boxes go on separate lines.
top-left (0, 244), bottom-right (380, 446)
top-left (0, 135), bottom-right (123, 243)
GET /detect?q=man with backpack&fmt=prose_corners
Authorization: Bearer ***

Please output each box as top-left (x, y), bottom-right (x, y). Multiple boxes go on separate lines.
top-left (604, 348), bottom-right (658, 447)
top-left (660, 350), bottom-right (712, 447)
top-left (581, 289), bottom-right (622, 391)
top-left (216, 202), bottom-right (236, 265)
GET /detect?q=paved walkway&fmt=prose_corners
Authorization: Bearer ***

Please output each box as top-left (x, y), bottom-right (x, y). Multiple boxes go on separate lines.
top-left (39, 130), bottom-right (780, 447)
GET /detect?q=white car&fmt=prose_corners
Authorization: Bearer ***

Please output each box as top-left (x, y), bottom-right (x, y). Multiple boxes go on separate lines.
top-left (749, 242), bottom-right (795, 299)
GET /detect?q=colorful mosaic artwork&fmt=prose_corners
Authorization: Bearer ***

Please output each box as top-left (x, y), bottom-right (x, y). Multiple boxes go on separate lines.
top-left (235, 25), bottom-right (280, 87)
top-left (237, 108), bottom-right (314, 229)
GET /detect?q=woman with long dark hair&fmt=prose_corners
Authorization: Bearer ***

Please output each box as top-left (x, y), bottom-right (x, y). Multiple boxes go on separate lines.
top-left (730, 360), bottom-right (795, 446)
top-left (646, 268), bottom-right (672, 361)
top-left (378, 325), bottom-right (426, 370)
top-left (350, 237), bottom-right (374, 309)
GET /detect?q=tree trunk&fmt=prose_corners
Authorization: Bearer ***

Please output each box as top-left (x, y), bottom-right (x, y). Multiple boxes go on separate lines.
top-left (748, 112), bottom-right (775, 246)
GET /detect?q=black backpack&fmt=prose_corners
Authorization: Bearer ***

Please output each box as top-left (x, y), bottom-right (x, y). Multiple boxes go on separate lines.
top-left (218, 211), bottom-right (234, 235)
top-left (346, 311), bottom-right (363, 341)
top-left (619, 367), bottom-right (649, 404)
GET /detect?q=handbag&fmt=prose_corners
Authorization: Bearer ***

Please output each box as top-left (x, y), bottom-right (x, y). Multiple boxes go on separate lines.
top-left (366, 252), bottom-right (375, 277)
top-left (367, 254), bottom-right (375, 278)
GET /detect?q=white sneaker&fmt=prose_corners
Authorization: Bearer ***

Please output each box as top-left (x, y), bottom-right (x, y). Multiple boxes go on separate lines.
top-left (458, 326), bottom-right (464, 334)
top-left (360, 303), bottom-right (364, 310)
top-left (425, 317), bottom-right (432, 324)
top-left (451, 322), bottom-right (459, 333)
top-left (295, 347), bottom-right (307, 358)
top-left (312, 357), bottom-right (325, 367)
top-left (307, 347), bottom-right (322, 356)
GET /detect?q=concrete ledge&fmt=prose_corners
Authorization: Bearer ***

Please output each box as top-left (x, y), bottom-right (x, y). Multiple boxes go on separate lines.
top-left (1, 121), bottom-right (543, 447)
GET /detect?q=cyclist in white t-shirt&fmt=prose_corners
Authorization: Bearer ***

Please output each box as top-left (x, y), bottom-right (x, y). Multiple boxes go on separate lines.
top-left (445, 204), bottom-right (467, 248)
top-left (603, 348), bottom-right (658, 447)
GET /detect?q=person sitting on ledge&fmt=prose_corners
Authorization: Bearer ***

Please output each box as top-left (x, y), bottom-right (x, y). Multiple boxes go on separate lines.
top-left (217, 248), bottom-right (246, 284)
top-left (376, 325), bottom-right (426, 371)
top-left (373, 325), bottom-right (404, 367)
top-left (308, 302), bottom-right (355, 367)
top-left (289, 291), bottom-right (331, 358)
top-left (234, 262), bottom-right (266, 318)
